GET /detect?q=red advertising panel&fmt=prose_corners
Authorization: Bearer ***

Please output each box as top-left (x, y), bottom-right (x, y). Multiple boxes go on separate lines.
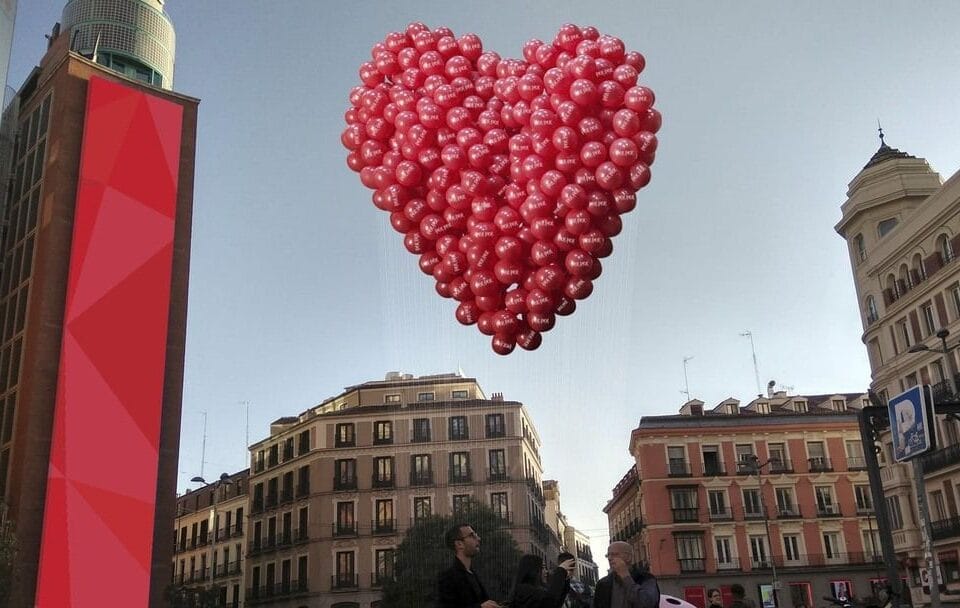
top-left (685, 586), bottom-right (706, 608)
top-left (35, 76), bottom-right (183, 606)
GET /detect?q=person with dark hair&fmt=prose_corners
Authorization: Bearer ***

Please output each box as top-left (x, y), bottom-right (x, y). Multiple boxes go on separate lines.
top-left (507, 553), bottom-right (575, 608)
top-left (730, 584), bottom-right (756, 608)
top-left (708, 588), bottom-right (724, 608)
top-left (593, 541), bottom-right (660, 608)
top-left (437, 523), bottom-right (500, 608)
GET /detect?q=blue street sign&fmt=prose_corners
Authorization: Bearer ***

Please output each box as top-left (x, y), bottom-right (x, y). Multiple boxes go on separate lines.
top-left (888, 385), bottom-right (936, 462)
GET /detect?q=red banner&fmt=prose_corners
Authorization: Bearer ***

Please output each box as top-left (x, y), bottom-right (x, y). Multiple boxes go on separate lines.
top-left (35, 76), bottom-right (183, 606)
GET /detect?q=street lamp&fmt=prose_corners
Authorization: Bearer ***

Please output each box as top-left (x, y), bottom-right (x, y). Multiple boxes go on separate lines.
top-left (908, 328), bottom-right (958, 395)
top-left (191, 472), bottom-right (232, 592)
top-left (748, 455), bottom-right (779, 608)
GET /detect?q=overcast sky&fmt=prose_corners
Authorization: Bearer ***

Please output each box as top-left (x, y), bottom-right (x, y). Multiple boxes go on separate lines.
top-left (11, 1), bottom-right (960, 556)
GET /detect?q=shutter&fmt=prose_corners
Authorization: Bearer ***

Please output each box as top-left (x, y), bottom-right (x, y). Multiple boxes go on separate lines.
top-left (910, 268), bottom-right (922, 285)
top-left (925, 252), bottom-right (944, 276)
top-left (883, 289), bottom-right (895, 306)
top-left (896, 279), bottom-right (908, 295)
top-left (935, 294), bottom-right (949, 326)
top-left (951, 234), bottom-right (960, 259)
top-left (909, 311), bottom-right (922, 342)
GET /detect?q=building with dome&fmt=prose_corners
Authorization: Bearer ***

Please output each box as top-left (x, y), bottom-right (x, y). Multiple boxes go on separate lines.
top-left (836, 132), bottom-right (960, 605)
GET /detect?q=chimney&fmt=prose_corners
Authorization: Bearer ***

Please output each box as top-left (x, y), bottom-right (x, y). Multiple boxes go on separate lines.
top-left (492, 392), bottom-right (503, 401)
top-left (767, 380), bottom-right (776, 398)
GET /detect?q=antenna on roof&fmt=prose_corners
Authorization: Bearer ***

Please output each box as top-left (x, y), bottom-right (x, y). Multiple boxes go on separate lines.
top-left (740, 331), bottom-right (762, 396)
top-left (681, 356), bottom-right (694, 401)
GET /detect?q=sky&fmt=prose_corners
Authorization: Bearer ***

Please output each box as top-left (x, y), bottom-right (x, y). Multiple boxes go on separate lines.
top-left (9, 1), bottom-right (960, 558)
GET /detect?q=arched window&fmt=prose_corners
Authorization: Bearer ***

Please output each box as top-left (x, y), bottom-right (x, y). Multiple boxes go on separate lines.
top-left (854, 234), bottom-right (866, 263)
top-left (886, 274), bottom-right (898, 297)
top-left (912, 253), bottom-right (926, 282)
top-left (865, 296), bottom-right (878, 324)
top-left (878, 218), bottom-right (898, 238)
top-left (938, 234), bottom-right (954, 262)
top-left (899, 264), bottom-right (910, 289)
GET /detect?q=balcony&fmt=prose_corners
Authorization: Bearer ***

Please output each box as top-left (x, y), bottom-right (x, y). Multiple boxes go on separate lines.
top-left (808, 458), bottom-right (833, 473)
top-left (776, 507), bottom-right (801, 519)
top-left (372, 519), bottom-right (397, 535)
top-left (920, 443), bottom-right (960, 474)
top-left (332, 574), bottom-right (359, 590)
top-left (488, 469), bottom-right (510, 482)
top-left (412, 431), bottom-right (431, 443)
top-left (931, 515), bottom-right (960, 541)
top-left (333, 477), bottom-right (357, 491)
top-left (671, 507), bottom-right (699, 523)
top-left (526, 477), bottom-right (546, 505)
top-left (277, 529), bottom-right (293, 548)
top-left (373, 435), bottom-right (393, 446)
top-left (332, 522), bottom-right (358, 537)
top-left (248, 539), bottom-right (262, 556)
top-left (296, 483), bottom-right (310, 498)
top-left (702, 461), bottom-right (727, 476)
top-left (678, 558), bottom-right (705, 572)
top-left (282, 445), bottom-right (294, 461)
top-left (252, 498), bottom-right (264, 514)
top-left (371, 572), bottom-right (395, 587)
top-left (265, 492), bottom-right (278, 509)
top-left (847, 457), bottom-right (868, 471)
top-left (280, 488), bottom-right (293, 504)
top-left (410, 471), bottom-right (433, 486)
top-left (293, 527), bottom-right (309, 543)
top-left (668, 459), bottom-right (692, 477)
top-left (743, 507), bottom-right (765, 520)
top-left (856, 503), bottom-right (874, 515)
top-left (708, 508), bottom-right (733, 521)
top-left (768, 459), bottom-right (794, 474)
top-left (880, 462), bottom-right (911, 487)
top-left (892, 528), bottom-right (922, 552)
top-left (930, 378), bottom-right (958, 405)
top-left (449, 469), bottom-right (472, 484)
top-left (817, 504), bottom-right (841, 517)
top-left (334, 437), bottom-right (355, 448)
top-left (372, 475), bottom-right (395, 489)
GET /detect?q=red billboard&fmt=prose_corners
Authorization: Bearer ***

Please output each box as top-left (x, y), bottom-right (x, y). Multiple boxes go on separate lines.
top-left (35, 76), bottom-right (183, 606)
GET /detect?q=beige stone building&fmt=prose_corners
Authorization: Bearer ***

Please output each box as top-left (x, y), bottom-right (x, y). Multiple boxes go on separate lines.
top-left (544, 479), bottom-right (600, 586)
top-left (243, 372), bottom-right (554, 607)
top-left (172, 470), bottom-right (249, 607)
top-left (836, 136), bottom-right (960, 603)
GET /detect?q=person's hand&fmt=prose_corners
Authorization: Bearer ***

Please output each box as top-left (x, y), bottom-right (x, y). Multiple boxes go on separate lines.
top-left (481, 600), bottom-right (501, 608)
top-left (610, 556), bottom-right (631, 579)
top-left (560, 558), bottom-right (576, 577)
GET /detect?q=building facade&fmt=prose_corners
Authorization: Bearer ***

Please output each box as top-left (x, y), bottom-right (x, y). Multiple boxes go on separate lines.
top-left (173, 470), bottom-right (250, 608)
top-left (544, 479), bottom-right (599, 586)
top-left (615, 393), bottom-right (886, 608)
top-left (837, 137), bottom-right (960, 604)
top-left (0, 4), bottom-right (197, 605)
top-left (243, 372), bottom-right (555, 608)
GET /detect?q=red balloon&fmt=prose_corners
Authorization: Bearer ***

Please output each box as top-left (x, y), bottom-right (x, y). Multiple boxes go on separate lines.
top-left (564, 277), bottom-right (594, 300)
top-left (564, 249), bottom-right (595, 277)
top-left (526, 311), bottom-right (556, 332)
top-left (516, 328), bottom-right (542, 351)
top-left (491, 334), bottom-right (516, 355)
top-left (477, 312), bottom-right (497, 335)
top-left (505, 288), bottom-right (528, 313)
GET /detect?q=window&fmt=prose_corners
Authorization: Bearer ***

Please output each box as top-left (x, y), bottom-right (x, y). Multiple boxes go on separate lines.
top-left (807, 441), bottom-right (829, 471)
top-left (297, 465), bottom-right (310, 497)
top-left (449, 416), bottom-right (468, 440)
top-left (702, 445), bottom-right (723, 476)
top-left (335, 423), bottom-right (355, 447)
top-left (450, 452), bottom-right (471, 483)
top-left (283, 437), bottom-right (294, 461)
top-left (411, 454), bottom-right (432, 485)
top-left (783, 535), bottom-right (801, 562)
top-left (708, 490), bottom-right (728, 519)
top-left (715, 536), bottom-right (734, 568)
top-left (931, 490), bottom-right (947, 521)
top-left (485, 413), bottom-right (505, 438)
top-left (334, 459), bottom-right (357, 490)
top-left (670, 488), bottom-right (698, 522)
top-left (749, 535), bottom-right (768, 567)
top-left (255, 450), bottom-right (265, 473)
top-left (776, 487), bottom-right (796, 516)
top-left (297, 507), bottom-right (308, 541)
top-left (886, 496), bottom-right (903, 529)
top-left (951, 284), bottom-right (960, 319)
top-left (742, 489), bottom-right (762, 517)
top-left (823, 532), bottom-right (842, 560)
top-left (674, 534), bottom-right (705, 572)
top-left (491, 492), bottom-right (509, 519)
top-left (375, 499), bottom-right (394, 532)
top-left (336, 502), bottom-right (356, 535)
top-left (667, 446), bottom-right (689, 476)
top-left (794, 400), bottom-right (808, 413)
top-left (767, 442), bottom-right (788, 472)
top-left (373, 421), bottom-right (393, 444)
top-left (384, 394), bottom-right (401, 403)
top-left (922, 302), bottom-right (937, 335)
top-left (488, 449), bottom-right (507, 480)
top-left (452, 494), bottom-right (471, 515)
top-left (298, 430), bottom-right (310, 455)
top-left (373, 456), bottom-right (394, 487)
top-left (815, 486), bottom-right (836, 515)
top-left (335, 551), bottom-right (356, 588)
top-left (939, 234), bottom-right (954, 262)
top-left (830, 581), bottom-right (852, 600)
top-left (846, 440), bottom-right (865, 469)
top-left (297, 555), bottom-right (308, 591)
top-left (282, 471), bottom-right (294, 502)
top-left (413, 496), bottom-right (432, 520)
top-left (855, 485), bottom-right (873, 512)
top-left (252, 483), bottom-right (264, 512)
top-left (375, 549), bottom-right (396, 585)
top-left (854, 233), bottom-right (866, 262)
top-left (831, 399), bottom-right (846, 411)
top-left (878, 217), bottom-right (898, 238)
top-left (735, 444), bottom-right (755, 472)
top-left (865, 296), bottom-right (879, 324)
top-left (452, 389), bottom-right (469, 399)
top-left (268, 444), bottom-right (279, 467)
top-left (862, 529), bottom-right (880, 560)
top-left (417, 392), bottom-right (435, 402)
top-left (412, 418), bottom-right (431, 442)
top-left (896, 318), bottom-right (911, 350)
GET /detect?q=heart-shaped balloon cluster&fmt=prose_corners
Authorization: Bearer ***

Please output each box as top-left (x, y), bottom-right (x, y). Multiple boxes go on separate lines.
top-left (342, 23), bottom-right (659, 355)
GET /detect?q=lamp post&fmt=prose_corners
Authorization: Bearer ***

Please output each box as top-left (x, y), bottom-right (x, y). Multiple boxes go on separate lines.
top-left (191, 472), bottom-right (232, 597)
top-left (749, 455), bottom-right (779, 608)
top-left (908, 328), bottom-right (959, 396)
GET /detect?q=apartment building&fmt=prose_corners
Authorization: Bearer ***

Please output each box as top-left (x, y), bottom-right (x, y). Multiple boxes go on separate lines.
top-left (243, 372), bottom-right (556, 607)
top-left (613, 392), bottom-right (886, 608)
top-left (544, 479), bottom-right (600, 586)
top-left (172, 470), bottom-right (249, 607)
top-left (836, 135), bottom-right (960, 604)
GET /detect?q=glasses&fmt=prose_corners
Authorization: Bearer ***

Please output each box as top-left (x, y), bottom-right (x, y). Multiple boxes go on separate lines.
top-left (459, 532), bottom-right (479, 540)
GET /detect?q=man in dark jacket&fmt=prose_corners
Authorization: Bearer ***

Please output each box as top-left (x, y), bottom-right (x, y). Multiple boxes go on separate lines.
top-left (437, 523), bottom-right (500, 608)
top-left (593, 541), bottom-right (659, 608)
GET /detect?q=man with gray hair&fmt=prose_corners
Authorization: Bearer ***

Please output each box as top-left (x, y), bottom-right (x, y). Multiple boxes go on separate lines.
top-left (592, 541), bottom-right (660, 608)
